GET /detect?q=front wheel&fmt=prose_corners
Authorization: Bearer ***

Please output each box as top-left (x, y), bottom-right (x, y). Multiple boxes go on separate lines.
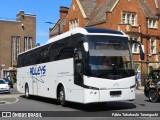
top-left (25, 85), bottom-right (30, 99)
top-left (58, 86), bottom-right (66, 106)
top-left (148, 90), bottom-right (160, 103)
top-left (144, 86), bottom-right (149, 97)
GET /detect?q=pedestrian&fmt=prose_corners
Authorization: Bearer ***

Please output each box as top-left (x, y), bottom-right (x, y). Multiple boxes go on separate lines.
top-left (136, 71), bottom-right (141, 90)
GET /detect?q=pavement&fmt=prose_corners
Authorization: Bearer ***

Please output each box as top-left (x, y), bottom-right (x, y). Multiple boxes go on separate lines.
top-left (135, 86), bottom-right (144, 94)
top-left (0, 83), bottom-right (21, 105)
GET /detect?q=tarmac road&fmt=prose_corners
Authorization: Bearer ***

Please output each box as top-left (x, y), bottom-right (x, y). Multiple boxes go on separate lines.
top-left (0, 84), bottom-right (159, 120)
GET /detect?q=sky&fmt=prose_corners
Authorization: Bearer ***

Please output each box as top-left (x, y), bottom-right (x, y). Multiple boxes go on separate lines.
top-left (0, 0), bottom-right (72, 45)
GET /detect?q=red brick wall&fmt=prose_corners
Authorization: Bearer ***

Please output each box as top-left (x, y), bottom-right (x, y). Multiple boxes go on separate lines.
top-left (64, 0), bottom-right (88, 32)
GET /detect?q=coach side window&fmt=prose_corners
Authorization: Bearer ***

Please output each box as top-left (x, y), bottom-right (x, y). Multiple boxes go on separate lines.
top-left (17, 55), bottom-right (23, 67)
top-left (42, 49), bottom-right (50, 63)
top-left (48, 43), bottom-right (57, 62)
top-left (37, 45), bottom-right (50, 63)
top-left (57, 47), bottom-right (74, 60)
top-left (25, 53), bottom-right (31, 66)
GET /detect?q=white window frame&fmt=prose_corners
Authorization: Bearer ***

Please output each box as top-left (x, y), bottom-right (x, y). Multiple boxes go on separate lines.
top-left (131, 37), bottom-right (139, 53)
top-left (122, 13), bottom-right (126, 24)
top-left (24, 36), bottom-right (33, 51)
top-left (121, 12), bottom-right (136, 26)
top-left (131, 14), bottom-right (136, 25)
top-left (16, 36), bottom-right (20, 58)
top-left (69, 19), bottom-right (79, 30)
top-left (150, 38), bottom-right (156, 54)
top-left (133, 43), bottom-right (138, 53)
top-left (148, 19), bottom-right (158, 28)
top-left (11, 36), bottom-right (21, 66)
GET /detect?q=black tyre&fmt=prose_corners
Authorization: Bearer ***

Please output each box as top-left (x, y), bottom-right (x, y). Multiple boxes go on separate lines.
top-left (144, 90), bottom-right (149, 97)
top-left (25, 85), bottom-right (30, 99)
top-left (10, 85), bottom-right (13, 88)
top-left (148, 90), bottom-right (160, 103)
top-left (144, 86), bottom-right (149, 97)
top-left (58, 86), bottom-right (66, 106)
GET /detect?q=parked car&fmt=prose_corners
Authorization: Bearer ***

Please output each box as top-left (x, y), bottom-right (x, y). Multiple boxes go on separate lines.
top-left (0, 79), bottom-right (10, 93)
top-left (144, 70), bottom-right (160, 102)
top-left (2, 78), bottom-right (13, 88)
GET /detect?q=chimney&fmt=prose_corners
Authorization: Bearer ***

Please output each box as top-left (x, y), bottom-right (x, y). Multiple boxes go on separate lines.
top-left (60, 6), bottom-right (69, 19)
top-left (16, 10), bottom-right (25, 21)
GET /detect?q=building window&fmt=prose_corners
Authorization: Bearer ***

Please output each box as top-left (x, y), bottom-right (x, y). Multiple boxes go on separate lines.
top-left (131, 14), bottom-right (135, 25)
top-left (122, 12), bottom-right (136, 26)
top-left (11, 36), bottom-right (20, 66)
top-left (131, 37), bottom-right (139, 53)
top-left (148, 19), bottom-right (157, 28)
top-left (150, 38), bottom-right (156, 54)
top-left (69, 19), bottom-right (79, 30)
top-left (122, 13), bottom-right (126, 24)
top-left (127, 14), bottom-right (131, 24)
top-left (133, 44), bottom-right (138, 53)
top-left (24, 37), bottom-right (33, 51)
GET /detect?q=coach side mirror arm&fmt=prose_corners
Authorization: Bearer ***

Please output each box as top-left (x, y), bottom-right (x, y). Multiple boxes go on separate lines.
top-left (139, 44), bottom-right (144, 60)
top-left (79, 39), bottom-right (89, 52)
top-left (79, 37), bottom-right (89, 52)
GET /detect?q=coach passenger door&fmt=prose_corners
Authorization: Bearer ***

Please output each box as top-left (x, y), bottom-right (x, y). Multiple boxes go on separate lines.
top-left (74, 48), bottom-right (84, 86)
top-left (30, 64), bottom-right (38, 95)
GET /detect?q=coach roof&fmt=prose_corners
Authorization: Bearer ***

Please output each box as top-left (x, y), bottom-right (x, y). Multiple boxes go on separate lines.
top-left (85, 27), bottom-right (124, 35)
top-left (19, 27), bottom-right (126, 55)
top-left (47, 27), bottom-right (125, 44)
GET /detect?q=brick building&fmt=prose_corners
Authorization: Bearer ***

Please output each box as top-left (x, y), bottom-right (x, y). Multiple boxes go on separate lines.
top-left (50, 0), bottom-right (160, 79)
top-left (0, 11), bottom-right (36, 78)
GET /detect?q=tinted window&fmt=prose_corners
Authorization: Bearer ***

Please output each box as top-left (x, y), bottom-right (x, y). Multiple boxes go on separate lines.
top-left (58, 48), bottom-right (75, 60)
top-left (17, 34), bottom-right (83, 68)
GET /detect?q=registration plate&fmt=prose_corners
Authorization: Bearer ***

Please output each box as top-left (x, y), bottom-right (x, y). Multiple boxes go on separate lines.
top-left (110, 91), bottom-right (121, 98)
top-left (111, 95), bottom-right (121, 98)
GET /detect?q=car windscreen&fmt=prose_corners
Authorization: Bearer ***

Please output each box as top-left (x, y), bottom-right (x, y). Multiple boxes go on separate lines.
top-left (0, 80), bottom-right (6, 84)
top-left (150, 71), bottom-right (160, 80)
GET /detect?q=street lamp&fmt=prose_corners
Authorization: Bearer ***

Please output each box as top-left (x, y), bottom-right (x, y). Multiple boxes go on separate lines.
top-left (45, 22), bottom-right (55, 24)
top-left (146, 17), bottom-right (149, 76)
top-left (45, 21), bottom-right (61, 35)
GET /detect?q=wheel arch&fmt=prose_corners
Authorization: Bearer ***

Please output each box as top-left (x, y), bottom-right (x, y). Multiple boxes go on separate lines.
top-left (25, 82), bottom-right (29, 88)
top-left (56, 83), bottom-right (65, 99)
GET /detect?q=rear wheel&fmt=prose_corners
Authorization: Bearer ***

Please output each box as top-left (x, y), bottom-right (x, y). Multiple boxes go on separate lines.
top-left (58, 86), bottom-right (66, 106)
top-left (148, 90), bottom-right (160, 103)
top-left (25, 85), bottom-right (30, 99)
top-left (144, 86), bottom-right (149, 97)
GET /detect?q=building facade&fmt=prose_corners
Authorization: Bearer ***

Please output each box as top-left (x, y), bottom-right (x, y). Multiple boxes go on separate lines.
top-left (0, 11), bottom-right (36, 78)
top-left (50, 0), bottom-right (160, 80)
